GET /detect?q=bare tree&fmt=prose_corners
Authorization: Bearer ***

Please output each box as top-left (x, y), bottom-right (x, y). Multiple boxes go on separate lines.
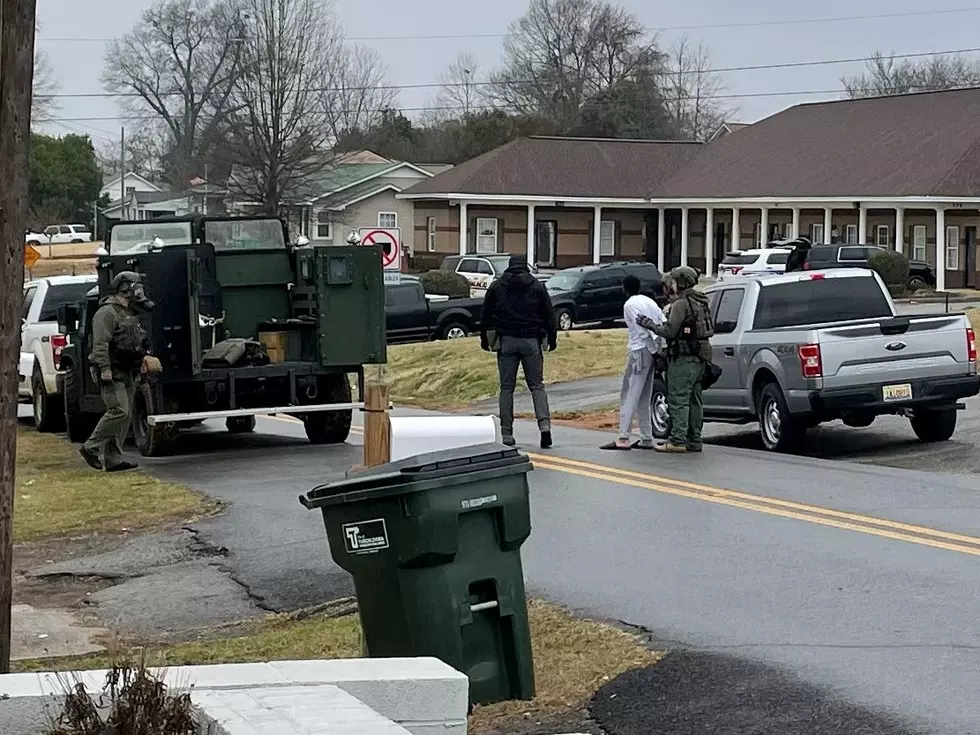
top-left (438, 53), bottom-right (485, 116)
top-left (102, 0), bottom-right (245, 187)
top-left (31, 25), bottom-right (58, 127)
top-left (842, 51), bottom-right (980, 98)
top-left (96, 124), bottom-right (170, 185)
top-left (225, 0), bottom-right (341, 212)
top-left (322, 43), bottom-right (396, 140)
top-left (664, 38), bottom-right (730, 141)
top-left (490, 0), bottom-right (660, 129)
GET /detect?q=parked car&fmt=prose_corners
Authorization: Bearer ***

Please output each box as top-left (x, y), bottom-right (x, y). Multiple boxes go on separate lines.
top-left (716, 246), bottom-right (793, 281)
top-left (650, 269), bottom-right (978, 452)
top-left (385, 278), bottom-right (484, 343)
top-left (18, 275), bottom-right (99, 432)
top-left (803, 244), bottom-right (936, 290)
top-left (25, 229), bottom-right (48, 245)
top-left (546, 261), bottom-right (666, 331)
top-left (440, 254), bottom-right (546, 289)
top-left (35, 224), bottom-right (93, 244)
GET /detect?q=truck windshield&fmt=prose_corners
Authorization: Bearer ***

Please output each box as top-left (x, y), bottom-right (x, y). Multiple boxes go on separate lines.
top-left (110, 222), bottom-right (193, 253)
top-left (204, 219), bottom-right (286, 251)
top-left (754, 277), bottom-right (892, 329)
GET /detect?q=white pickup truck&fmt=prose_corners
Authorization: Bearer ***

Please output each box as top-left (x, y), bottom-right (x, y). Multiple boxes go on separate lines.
top-left (19, 275), bottom-right (98, 431)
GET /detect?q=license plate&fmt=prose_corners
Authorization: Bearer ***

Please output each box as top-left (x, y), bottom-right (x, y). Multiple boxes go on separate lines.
top-left (882, 383), bottom-right (913, 402)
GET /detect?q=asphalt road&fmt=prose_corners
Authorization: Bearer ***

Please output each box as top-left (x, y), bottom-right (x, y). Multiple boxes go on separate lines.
top-left (104, 412), bottom-right (979, 735)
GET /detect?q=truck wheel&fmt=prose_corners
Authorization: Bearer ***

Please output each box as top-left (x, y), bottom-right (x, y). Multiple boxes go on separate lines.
top-left (63, 363), bottom-right (97, 443)
top-left (440, 322), bottom-right (468, 340)
top-left (651, 377), bottom-right (671, 440)
top-left (226, 416), bottom-right (256, 434)
top-left (304, 375), bottom-right (352, 444)
top-left (132, 381), bottom-right (180, 456)
top-left (556, 308), bottom-right (573, 331)
top-left (32, 364), bottom-right (64, 433)
top-left (757, 382), bottom-right (807, 452)
top-left (910, 408), bottom-right (957, 443)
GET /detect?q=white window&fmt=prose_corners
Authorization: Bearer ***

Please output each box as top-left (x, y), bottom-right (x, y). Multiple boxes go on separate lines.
top-left (427, 217), bottom-right (437, 252)
top-left (845, 224), bottom-right (858, 244)
top-left (599, 221), bottom-right (615, 257)
top-left (314, 211), bottom-right (332, 240)
top-left (811, 223), bottom-right (824, 243)
top-left (913, 225), bottom-right (927, 261)
top-left (946, 225), bottom-right (960, 270)
top-left (378, 212), bottom-right (397, 229)
top-left (475, 218), bottom-right (498, 253)
top-left (875, 224), bottom-right (889, 247)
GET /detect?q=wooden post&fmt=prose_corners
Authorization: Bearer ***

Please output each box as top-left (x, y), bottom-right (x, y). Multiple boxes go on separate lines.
top-left (362, 364), bottom-right (390, 468)
top-left (0, 0), bottom-right (38, 673)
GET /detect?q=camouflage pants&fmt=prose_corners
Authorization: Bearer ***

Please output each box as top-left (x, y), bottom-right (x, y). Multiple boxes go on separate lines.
top-left (666, 356), bottom-right (705, 448)
top-left (83, 373), bottom-right (137, 467)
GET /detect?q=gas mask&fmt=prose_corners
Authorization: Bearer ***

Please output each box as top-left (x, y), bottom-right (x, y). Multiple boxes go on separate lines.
top-left (130, 283), bottom-right (155, 311)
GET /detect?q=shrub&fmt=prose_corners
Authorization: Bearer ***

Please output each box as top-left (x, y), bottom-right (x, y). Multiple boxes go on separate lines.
top-left (868, 249), bottom-right (910, 290)
top-left (419, 269), bottom-right (470, 298)
top-left (409, 254), bottom-right (442, 273)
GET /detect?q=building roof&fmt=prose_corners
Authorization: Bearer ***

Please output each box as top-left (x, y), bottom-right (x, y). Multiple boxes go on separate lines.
top-left (400, 136), bottom-right (703, 200)
top-left (101, 171), bottom-right (162, 193)
top-left (658, 88), bottom-right (980, 199)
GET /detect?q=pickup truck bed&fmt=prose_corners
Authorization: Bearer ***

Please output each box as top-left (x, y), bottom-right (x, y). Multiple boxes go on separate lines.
top-left (652, 269), bottom-right (978, 452)
top-left (386, 280), bottom-right (483, 344)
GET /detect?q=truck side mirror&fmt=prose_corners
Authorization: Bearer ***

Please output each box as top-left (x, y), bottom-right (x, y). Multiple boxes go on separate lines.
top-left (58, 302), bottom-right (80, 335)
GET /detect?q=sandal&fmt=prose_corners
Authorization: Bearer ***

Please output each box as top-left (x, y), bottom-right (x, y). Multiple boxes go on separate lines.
top-left (600, 441), bottom-right (632, 450)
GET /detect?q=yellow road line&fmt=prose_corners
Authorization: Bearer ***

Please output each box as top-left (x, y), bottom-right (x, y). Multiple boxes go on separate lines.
top-left (529, 452), bottom-right (980, 548)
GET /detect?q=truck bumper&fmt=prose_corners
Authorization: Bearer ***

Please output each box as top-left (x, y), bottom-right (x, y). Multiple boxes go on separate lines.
top-left (808, 375), bottom-right (980, 415)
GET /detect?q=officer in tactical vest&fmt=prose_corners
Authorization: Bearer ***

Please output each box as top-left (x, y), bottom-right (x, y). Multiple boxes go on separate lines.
top-left (79, 271), bottom-right (154, 472)
top-left (638, 266), bottom-right (714, 453)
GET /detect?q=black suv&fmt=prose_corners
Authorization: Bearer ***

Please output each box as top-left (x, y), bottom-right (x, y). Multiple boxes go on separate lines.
top-left (803, 244), bottom-right (936, 290)
top-left (545, 261), bottom-right (666, 330)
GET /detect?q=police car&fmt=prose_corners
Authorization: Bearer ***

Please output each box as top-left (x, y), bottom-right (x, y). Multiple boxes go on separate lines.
top-left (716, 244), bottom-right (794, 281)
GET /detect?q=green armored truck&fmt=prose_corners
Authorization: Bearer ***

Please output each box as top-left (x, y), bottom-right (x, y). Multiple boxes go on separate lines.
top-left (57, 216), bottom-right (386, 456)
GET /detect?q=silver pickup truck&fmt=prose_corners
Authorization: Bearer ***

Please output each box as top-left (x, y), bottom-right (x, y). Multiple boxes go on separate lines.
top-left (651, 269), bottom-right (979, 451)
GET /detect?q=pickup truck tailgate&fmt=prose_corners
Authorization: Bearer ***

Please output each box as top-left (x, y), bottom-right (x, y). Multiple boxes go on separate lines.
top-left (817, 315), bottom-right (972, 390)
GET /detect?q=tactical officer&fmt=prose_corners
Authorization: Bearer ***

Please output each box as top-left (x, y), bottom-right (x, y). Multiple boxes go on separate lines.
top-left (79, 271), bottom-right (153, 472)
top-left (639, 266), bottom-right (714, 453)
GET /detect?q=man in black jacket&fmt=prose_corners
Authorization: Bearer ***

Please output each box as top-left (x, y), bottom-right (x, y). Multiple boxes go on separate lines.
top-left (784, 236), bottom-right (812, 273)
top-left (480, 255), bottom-right (558, 448)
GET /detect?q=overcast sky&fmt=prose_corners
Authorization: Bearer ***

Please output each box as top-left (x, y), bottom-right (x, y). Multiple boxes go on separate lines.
top-left (35, 0), bottom-right (980, 145)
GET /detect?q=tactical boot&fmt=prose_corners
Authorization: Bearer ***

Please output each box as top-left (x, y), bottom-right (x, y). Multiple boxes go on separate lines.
top-left (654, 442), bottom-right (687, 453)
top-left (79, 446), bottom-right (103, 471)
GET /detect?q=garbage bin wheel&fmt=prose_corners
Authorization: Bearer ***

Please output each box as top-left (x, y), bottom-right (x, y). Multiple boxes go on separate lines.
top-left (304, 374), bottom-right (352, 444)
top-left (132, 381), bottom-right (180, 456)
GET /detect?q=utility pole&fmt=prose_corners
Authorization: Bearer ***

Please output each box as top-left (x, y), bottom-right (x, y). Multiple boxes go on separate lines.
top-left (119, 126), bottom-right (125, 219)
top-left (0, 0), bottom-right (39, 673)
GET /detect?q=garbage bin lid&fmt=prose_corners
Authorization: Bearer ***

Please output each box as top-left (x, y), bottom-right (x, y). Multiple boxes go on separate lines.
top-left (300, 443), bottom-right (532, 509)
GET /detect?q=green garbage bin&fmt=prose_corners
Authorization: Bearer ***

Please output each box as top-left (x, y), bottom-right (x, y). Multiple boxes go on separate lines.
top-left (299, 443), bottom-right (536, 706)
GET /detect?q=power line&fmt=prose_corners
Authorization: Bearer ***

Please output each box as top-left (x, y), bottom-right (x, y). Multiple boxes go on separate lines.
top-left (34, 6), bottom-right (980, 44)
top-left (33, 45), bottom-right (980, 100)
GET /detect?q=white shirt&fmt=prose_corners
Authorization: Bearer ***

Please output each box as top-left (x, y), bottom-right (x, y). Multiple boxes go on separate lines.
top-left (624, 294), bottom-right (664, 353)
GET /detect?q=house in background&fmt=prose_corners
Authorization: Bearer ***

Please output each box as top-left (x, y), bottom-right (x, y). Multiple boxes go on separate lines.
top-left (101, 172), bottom-right (228, 222)
top-left (707, 121), bottom-right (750, 142)
top-left (400, 88), bottom-right (980, 290)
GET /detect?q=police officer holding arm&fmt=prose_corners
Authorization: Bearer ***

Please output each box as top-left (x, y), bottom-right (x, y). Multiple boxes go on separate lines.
top-left (79, 271), bottom-right (155, 472)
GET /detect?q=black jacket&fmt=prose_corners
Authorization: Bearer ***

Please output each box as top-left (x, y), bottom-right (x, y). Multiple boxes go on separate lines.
top-left (785, 244), bottom-right (811, 273)
top-left (481, 265), bottom-right (557, 341)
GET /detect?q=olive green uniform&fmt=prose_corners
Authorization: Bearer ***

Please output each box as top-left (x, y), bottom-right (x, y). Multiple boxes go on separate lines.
top-left (82, 296), bottom-right (146, 468)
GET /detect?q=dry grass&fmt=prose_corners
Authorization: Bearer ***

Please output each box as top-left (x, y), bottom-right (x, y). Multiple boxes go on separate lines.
top-left (14, 429), bottom-right (214, 543)
top-left (26, 258), bottom-right (97, 279)
top-left (16, 599), bottom-right (661, 734)
top-left (967, 307), bottom-right (979, 332)
top-left (389, 330), bottom-right (627, 409)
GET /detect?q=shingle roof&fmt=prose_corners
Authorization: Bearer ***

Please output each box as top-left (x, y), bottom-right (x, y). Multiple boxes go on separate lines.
top-left (400, 136), bottom-right (703, 199)
top-left (657, 87), bottom-right (980, 199)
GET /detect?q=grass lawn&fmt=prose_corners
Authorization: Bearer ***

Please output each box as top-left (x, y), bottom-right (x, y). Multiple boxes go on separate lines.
top-left (388, 330), bottom-right (626, 409)
top-left (14, 428), bottom-right (214, 543)
top-left (15, 599), bottom-right (660, 735)
top-left (967, 307), bottom-right (979, 332)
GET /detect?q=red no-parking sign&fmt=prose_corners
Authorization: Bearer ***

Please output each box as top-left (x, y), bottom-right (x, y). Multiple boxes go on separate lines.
top-left (359, 228), bottom-right (400, 270)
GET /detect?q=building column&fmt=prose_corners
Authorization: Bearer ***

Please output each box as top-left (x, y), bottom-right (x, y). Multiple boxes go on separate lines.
top-left (858, 206), bottom-right (868, 244)
top-left (680, 207), bottom-right (690, 267)
top-left (895, 208), bottom-right (905, 254)
top-left (936, 207), bottom-right (946, 292)
top-left (592, 205), bottom-right (602, 264)
top-left (731, 207), bottom-right (740, 251)
top-left (704, 208), bottom-right (715, 276)
top-left (759, 207), bottom-right (769, 246)
top-left (458, 202), bottom-right (468, 255)
top-left (823, 207), bottom-right (833, 244)
top-left (526, 204), bottom-right (536, 263)
top-left (791, 207), bottom-right (801, 239)
top-left (657, 207), bottom-right (666, 269)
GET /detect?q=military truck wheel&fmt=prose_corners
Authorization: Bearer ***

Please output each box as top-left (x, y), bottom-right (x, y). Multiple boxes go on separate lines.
top-left (226, 416), bottom-right (256, 434)
top-left (63, 363), bottom-right (98, 443)
top-left (132, 382), bottom-right (180, 456)
top-left (304, 376), bottom-right (352, 444)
